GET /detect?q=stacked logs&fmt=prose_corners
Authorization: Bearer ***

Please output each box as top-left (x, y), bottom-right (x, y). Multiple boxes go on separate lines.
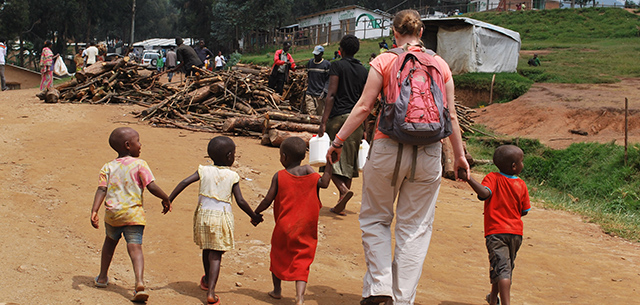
top-left (40, 58), bottom-right (175, 107)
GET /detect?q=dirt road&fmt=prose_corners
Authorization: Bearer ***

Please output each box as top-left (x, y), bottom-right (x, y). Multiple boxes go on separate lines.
top-left (1, 88), bottom-right (638, 304)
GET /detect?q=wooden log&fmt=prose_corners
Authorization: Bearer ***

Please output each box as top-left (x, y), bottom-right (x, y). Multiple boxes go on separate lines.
top-left (441, 137), bottom-right (455, 180)
top-left (267, 129), bottom-right (314, 147)
top-left (76, 58), bottom-right (124, 79)
top-left (36, 90), bottom-right (46, 100)
top-left (266, 120), bottom-right (319, 133)
top-left (222, 117), bottom-right (266, 133)
top-left (44, 89), bottom-right (60, 103)
top-left (54, 78), bottom-right (79, 90)
top-left (188, 86), bottom-right (212, 104)
top-left (231, 65), bottom-right (264, 75)
top-left (265, 111), bottom-right (321, 124)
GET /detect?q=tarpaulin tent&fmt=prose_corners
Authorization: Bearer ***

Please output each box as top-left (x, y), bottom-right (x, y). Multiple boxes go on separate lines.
top-left (421, 17), bottom-right (521, 74)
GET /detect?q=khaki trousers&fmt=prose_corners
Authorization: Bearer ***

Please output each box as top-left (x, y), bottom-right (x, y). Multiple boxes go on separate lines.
top-left (359, 138), bottom-right (442, 305)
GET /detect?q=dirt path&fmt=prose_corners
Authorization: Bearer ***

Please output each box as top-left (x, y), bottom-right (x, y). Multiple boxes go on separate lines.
top-left (1, 88), bottom-right (638, 304)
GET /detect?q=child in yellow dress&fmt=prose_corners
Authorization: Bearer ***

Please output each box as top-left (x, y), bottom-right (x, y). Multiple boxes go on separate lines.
top-left (168, 136), bottom-right (263, 305)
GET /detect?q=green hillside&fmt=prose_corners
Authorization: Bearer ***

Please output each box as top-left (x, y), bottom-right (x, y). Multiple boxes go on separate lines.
top-left (467, 7), bottom-right (640, 41)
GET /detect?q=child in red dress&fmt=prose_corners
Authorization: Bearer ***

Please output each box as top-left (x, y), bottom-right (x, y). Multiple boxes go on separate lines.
top-left (254, 137), bottom-right (333, 305)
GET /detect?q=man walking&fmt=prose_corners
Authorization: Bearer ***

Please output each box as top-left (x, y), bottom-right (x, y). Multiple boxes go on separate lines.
top-left (165, 47), bottom-right (177, 82)
top-left (305, 45), bottom-right (330, 115)
top-left (0, 37), bottom-right (7, 91)
top-left (170, 37), bottom-right (203, 77)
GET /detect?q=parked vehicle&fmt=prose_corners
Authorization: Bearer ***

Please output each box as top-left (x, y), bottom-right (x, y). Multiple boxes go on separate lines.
top-left (142, 52), bottom-right (160, 69)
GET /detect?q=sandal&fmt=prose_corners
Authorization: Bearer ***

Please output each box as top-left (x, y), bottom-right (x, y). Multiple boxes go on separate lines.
top-left (332, 190), bottom-right (353, 215)
top-left (200, 275), bottom-right (208, 291)
top-left (207, 294), bottom-right (220, 305)
top-left (93, 276), bottom-right (109, 288)
top-left (132, 289), bottom-right (149, 303)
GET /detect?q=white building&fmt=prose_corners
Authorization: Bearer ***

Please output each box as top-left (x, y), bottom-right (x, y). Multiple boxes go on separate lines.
top-left (295, 5), bottom-right (392, 45)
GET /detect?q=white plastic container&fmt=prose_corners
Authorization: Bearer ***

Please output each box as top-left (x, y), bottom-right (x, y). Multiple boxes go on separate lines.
top-left (308, 134), bottom-right (330, 166)
top-left (358, 139), bottom-right (370, 171)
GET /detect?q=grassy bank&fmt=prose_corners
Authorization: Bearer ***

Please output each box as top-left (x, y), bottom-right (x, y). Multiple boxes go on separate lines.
top-left (466, 133), bottom-right (640, 242)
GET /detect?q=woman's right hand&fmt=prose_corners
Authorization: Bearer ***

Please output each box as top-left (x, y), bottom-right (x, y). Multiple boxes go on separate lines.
top-left (326, 145), bottom-right (341, 164)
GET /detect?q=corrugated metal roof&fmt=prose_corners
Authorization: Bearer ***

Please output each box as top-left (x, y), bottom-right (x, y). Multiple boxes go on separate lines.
top-left (421, 17), bottom-right (520, 42)
top-left (132, 38), bottom-right (195, 47)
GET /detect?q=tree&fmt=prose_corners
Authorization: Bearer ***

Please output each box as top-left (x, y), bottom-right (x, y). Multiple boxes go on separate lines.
top-left (0, 0), bottom-right (30, 42)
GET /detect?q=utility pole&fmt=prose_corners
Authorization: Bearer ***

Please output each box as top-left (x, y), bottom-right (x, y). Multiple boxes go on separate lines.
top-left (130, 0), bottom-right (136, 47)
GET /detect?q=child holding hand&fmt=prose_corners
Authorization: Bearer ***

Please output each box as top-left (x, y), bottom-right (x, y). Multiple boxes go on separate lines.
top-left (253, 137), bottom-right (333, 305)
top-left (91, 127), bottom-right (171, 302)
top-left (168, 136), bottom-right (263, 305)
top-left (459, 145), bottom-right (530, 305)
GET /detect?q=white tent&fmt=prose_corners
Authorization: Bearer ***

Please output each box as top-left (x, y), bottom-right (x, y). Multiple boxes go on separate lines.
top-left (421, 17), bottom-right (521, 74)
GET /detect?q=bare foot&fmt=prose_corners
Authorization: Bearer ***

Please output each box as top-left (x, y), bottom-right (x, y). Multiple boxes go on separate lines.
top-left (268, 290), bottom-right (282, 299)
top-left (135, 283), bottom-right (145, 292)
top-left (296, 296), bottom-right (305, 305)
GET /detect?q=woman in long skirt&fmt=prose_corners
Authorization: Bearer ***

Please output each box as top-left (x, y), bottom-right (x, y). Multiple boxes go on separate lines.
top-left (40, 40), bottom-right (56, 91)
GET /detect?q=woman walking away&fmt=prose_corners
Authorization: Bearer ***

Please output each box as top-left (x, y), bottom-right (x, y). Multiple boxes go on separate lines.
top-left (326, 9), bottom-right (470, 305)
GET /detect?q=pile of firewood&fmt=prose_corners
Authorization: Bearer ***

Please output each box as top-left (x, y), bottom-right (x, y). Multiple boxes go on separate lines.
top-left (38, 58), bottom-right (174, 106)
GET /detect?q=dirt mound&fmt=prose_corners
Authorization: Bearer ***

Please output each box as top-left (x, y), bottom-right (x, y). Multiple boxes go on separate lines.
top-left (472, 78), bottom-right (640, 149)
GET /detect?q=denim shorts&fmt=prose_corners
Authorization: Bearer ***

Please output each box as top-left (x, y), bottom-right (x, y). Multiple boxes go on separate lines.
top-left (105, 223), bottom-right (144, 244)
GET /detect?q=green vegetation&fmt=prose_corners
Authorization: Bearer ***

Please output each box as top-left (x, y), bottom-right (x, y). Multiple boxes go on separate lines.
top-left (466, 8), bottom-right (640, 84)
top-left (467, 7), bottom-right (640, 41)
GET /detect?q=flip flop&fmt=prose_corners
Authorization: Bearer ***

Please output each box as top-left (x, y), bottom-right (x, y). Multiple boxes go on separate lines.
top-left (207, 294), bottom-right (220, 305)
top-left (94, 276), bottom-right (108, 288)
top-left (132, 290), bottom-right (149, 303)
top-left (332, 190), bottom-right (354, 214)
top-left (360, 295), bottom-right (392, 305)
top-left (485, 293), bottom-right (500, 305)
top-left (330, 207), bottom-right (347, 216)
top-left (200, 275), bottom-right (208, 291)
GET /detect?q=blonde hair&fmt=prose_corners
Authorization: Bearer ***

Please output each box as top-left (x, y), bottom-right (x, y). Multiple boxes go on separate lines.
top-left (392, 10), bottom-right (423, 37)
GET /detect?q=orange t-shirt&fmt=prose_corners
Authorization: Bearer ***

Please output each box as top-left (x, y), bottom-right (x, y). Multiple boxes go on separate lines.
top-left (369, 46), bottom-right (453, 140)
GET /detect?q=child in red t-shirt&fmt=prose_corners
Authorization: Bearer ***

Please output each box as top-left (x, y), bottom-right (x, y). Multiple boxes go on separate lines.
top-left (459, 145), bottom-right (530, 305)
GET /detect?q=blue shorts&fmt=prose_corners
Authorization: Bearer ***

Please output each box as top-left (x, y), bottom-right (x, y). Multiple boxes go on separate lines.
top-left (105, 223), bottom-right (144, 244)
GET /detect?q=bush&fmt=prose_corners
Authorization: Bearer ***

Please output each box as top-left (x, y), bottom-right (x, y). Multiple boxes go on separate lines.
top-left (453, 72), bottom-right (533, 104)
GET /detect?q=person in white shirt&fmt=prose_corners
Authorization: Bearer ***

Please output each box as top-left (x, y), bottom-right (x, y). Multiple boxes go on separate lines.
top-left (214, 51), bottom-right (226, 71)
top-left (84, 42), bottom-right (99, 66)
top-left (0, 37), bottom-right (8, 91)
